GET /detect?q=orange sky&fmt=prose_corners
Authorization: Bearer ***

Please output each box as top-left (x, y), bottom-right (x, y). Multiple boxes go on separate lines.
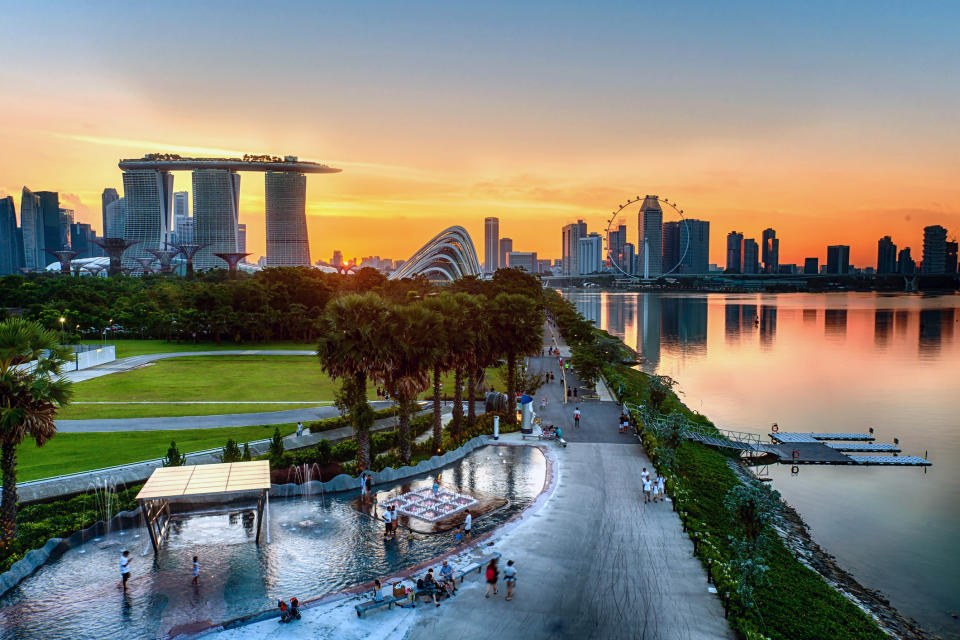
top-left (1, 3), bottom-right (958, 268)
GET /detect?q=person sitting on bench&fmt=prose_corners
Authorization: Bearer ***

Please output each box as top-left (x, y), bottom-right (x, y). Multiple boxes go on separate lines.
top-left (438, 560), bottom-right (457, 595)
top-left (418, 569), bottom-right (442, 606)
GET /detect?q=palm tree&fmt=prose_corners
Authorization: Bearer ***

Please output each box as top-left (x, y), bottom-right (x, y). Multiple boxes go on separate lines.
top-left (487, 293), bottom-right (543, 423)
top-left (0, 318), bottom-right (74, 538)
top-left (445, 293), bottom-right (484, 437)
top-left (382, 303), bottom-right (442, 464)
top-left (423, 293), bottom-right (458, 452)
top-left (315, 293), bottom-right (390, 471)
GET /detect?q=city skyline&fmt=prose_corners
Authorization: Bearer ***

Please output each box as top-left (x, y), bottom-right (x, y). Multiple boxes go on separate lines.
top-left (1, 2), bottom-right (958, 266)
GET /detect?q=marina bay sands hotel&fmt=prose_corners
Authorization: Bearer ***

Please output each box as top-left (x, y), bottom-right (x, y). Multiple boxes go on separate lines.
top-left (117, 154), bottom-right (340, 269)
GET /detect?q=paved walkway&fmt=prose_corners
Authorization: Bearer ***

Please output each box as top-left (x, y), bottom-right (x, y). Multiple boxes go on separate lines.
top-left (63, 349), bottom-right (315, 383)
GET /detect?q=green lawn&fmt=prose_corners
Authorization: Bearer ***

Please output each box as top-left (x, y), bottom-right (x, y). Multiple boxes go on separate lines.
top-left (62, 355), bottom-right (357, 407)
top-left (58, 402), bottom-right (328, 420)
top-left (16, 424), bottom-right (296, 482)
top-left (81, 339), bottom-right (314, 359)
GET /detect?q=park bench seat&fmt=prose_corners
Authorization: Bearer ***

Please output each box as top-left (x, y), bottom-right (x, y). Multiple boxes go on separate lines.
top-left (355, 595), bottom-right (400, 618)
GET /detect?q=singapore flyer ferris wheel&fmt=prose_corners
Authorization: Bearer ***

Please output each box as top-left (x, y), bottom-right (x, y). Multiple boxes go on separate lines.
top-left (604, 195), bottom-right (690, 280)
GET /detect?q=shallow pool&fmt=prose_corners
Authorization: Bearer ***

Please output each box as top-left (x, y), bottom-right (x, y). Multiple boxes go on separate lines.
top-left (0, 445), bottom-right (546, 640)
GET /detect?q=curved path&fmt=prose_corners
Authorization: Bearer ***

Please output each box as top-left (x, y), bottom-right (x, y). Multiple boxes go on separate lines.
top-left (64, 349), bottom-right (315, 383)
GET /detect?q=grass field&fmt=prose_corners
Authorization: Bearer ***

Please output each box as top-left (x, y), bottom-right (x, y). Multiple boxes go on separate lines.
top-left (16, 423), bottom-right (296, 482)
top-left (80, 339), bottom-right (314, 359)
top-left (58, 402), bottom-right (328, 420)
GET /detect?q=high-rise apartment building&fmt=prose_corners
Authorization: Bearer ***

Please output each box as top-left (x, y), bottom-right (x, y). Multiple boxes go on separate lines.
top-left (662, 222), bottom-right (681, 274)
top-left (484, 217), bottom-right (499, 273)
top-left (265, 171), bottom-right (310, 266)
top-left (105, 198), bottom-right (127, 239)
top-left (922, 225), bottom-right (947, 274)
top-left (726, 231), bottom-right (743, 272)
top-left (898, 247), bottom-right (916, 274)
top-left (638, 195), bottom-right (663, 279)
top-left (0, 196), bottom-right (23, 275)
top-left (761, 228), bottom-right (779, 273)
top-left (742, 239), bottom-right (760, 274)
top-left (826, 245), bottom-right (851, 274)
top-left (193, 169), bottom-right (241, 270)
top-left (877, 236), bottom-right (897, 274)
top-left (122, 169), bottom-right (174, 267)
top-left (237, 223), bottom-right (247, 255)
top-left (101, 188), bottom-right (119, 237)
top-left (803, 257), bottom-right (819, 274)
top-left (506, 251), bottom-right (537, 273)
top-left (20, 188), bottom-right (44, 270)
top-left (577, 233), bottom-right (603, 274)
top-left (499, 237), bottom-right (513, 271)
top-left (561, 220), bottom-right (587, 276)
top-left (59, 208), bottom-right (74, 249)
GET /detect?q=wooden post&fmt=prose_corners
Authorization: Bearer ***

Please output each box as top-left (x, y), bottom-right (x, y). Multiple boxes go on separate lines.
top-left (143, 500), bottom-right (160, 554)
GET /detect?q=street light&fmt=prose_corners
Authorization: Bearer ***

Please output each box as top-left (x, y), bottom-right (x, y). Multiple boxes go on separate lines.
top-left (59, 316), bottom-right (65, 345)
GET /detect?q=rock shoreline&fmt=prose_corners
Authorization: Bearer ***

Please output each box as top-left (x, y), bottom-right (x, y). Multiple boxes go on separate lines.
top-left (728, 461), bottom-right (935, 640)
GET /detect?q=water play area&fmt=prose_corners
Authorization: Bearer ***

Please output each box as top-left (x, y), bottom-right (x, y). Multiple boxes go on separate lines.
top-left (0, 445), bottom-right (546, 640)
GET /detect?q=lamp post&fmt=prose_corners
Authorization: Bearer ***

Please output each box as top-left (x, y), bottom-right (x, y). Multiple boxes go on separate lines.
top-left (59, 316), bottom-right (65, 345)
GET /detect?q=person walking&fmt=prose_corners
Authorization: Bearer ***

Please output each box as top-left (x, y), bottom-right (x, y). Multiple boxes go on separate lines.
top-left (463, 510), bottom-right (472, 542)
top-left (503, 560), bottom-right (517, 601)
top-left (119, 550), bottom-right (131, 591)
top-left (191, 555), bottom-right (200, 585)
top-left (484, 558), bottom-right (499, 597)
top-left (642, 476), bottom-right (653, 504)
top-left (573, 387), bottom-right (578, 398)
top-left (657, 474), bottom-right (666, 502)
top-left (296, 421), bottom-right (304, 437)
top-left (573, 407), bottom-right (580, 428)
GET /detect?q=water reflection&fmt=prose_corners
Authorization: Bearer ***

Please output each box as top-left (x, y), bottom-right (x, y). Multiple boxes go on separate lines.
top-left (563, 290), bottom-right (960, 637)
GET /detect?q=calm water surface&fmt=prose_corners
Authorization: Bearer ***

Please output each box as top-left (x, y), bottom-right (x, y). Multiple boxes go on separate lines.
top-left (567, 291), bottom-right (960, 638)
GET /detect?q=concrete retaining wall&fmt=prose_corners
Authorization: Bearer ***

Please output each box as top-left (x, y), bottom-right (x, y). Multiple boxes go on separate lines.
top-left (0, 435), bottom-right (494, 598)
top-left (75, 345), bottom-right (116, 370)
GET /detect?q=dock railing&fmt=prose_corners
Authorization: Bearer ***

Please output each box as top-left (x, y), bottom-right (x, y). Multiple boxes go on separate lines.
top-left (625, 402), bottom-right (776, 454)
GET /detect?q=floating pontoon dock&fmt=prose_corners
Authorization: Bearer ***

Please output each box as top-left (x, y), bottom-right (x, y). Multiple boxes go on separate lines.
top-left (769, 433), bottom-right (930, 466)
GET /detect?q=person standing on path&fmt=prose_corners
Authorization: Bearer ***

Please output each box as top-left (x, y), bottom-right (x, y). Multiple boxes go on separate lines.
top-left (119, 550), bottom-right (131, 591)
top-left (383, 505), bottom-right (393, 539)
top-left (503, 560), bottom-right (517, 601)
top-left (573, 407), bottom-right (580, 428)
top-left (463, 510), bottom-right (472, 542)
top-left (192, 555), bottom-right (200, 585)
top-left (296, 421), bottom-right (303, 437)
top-left (642, 476), bottom-right (653, 504)
top-left (484, 558), bottom-right (499, 597)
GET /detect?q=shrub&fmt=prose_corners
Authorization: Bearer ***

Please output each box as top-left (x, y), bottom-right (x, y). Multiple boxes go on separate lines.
top-left (220, 438), bottom-right (243, 463)
top-left (315, 439), bottom-right (332, 465)
top-left (162, 440), bottom-right (186, 467)
top-left (269, 427), bottom-right (285, 465)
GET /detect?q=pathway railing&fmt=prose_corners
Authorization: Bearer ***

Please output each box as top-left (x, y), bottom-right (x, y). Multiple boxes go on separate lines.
top-left (624, 402), bottom-right (776, 454)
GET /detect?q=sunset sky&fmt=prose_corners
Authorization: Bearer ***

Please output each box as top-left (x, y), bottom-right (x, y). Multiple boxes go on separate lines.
top-left (1, 1), bottom-right (958, 267)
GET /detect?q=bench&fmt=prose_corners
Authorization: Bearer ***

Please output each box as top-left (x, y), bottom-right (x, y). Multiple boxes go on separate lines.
top-left (355, 594), bottom-right (401, 618)
top-left (453, 552), bottom-right (501, 584)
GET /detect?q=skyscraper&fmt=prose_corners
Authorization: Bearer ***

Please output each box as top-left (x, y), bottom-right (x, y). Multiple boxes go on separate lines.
top-left (122, 169), bottom-right (174, 267)
top-left (680, 219), bottom-right (710, 274)
top-left (20, 188), bottom-right (44, 270)
top-left (35, 191), bottom-right (62, 254)
top-left (877, 236), bottom-right (897, 274)
top-left (499, 237), bottom-right (513, 271)
top-left (173, 191), bottom-right (190, 239)
top-left (638, 195), bottom-right (663, 279)
top-left (70, 222), bottom-right (99, 259)
top-left (101, 188), bottom-right (119, 236)
top-left (331, 250), bottom-right (343, 267)
top-left (742, 239), bottom-right (760, 274)
top-left (898, 247), bottom-right (916, 274)
top-left (661, 222), bottom-right (681, 274)
top-left (577, 233), bottom-right (602, 274)
top-left (761, 228), bottom-right (779, 273)
top-left (826, 245), bottom-right (851, 274)
top-left (561, 220), bottom-right (587, 276)
top-left (59, 208), bottom-right (74, 249)
top-left (193, 169), bottom-right (241, 270)
top-left (922, 225), bottom-right (947, 274)
top-left (726, 231), bottom-right (743, 272)
top-left (607, 224), bottom-right (627, 272)
top-left (0, 196), bottom-right (23, 275)
top-left (803, 257), bottom-right (819, 274)
top-left (265, 171), bottom-right (310, 266)
top-left (484, 217), bottom-right (499, 273)
top-left (622, 242), bottom-right (636, 276)
top-left (104, 198), bottom-right (127, 239)
top-left (237, 223), bottom-right (247, 254)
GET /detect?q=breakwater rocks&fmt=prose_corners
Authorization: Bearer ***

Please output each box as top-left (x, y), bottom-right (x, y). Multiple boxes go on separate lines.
top-left (728, 462), bottom-right (934, 640)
